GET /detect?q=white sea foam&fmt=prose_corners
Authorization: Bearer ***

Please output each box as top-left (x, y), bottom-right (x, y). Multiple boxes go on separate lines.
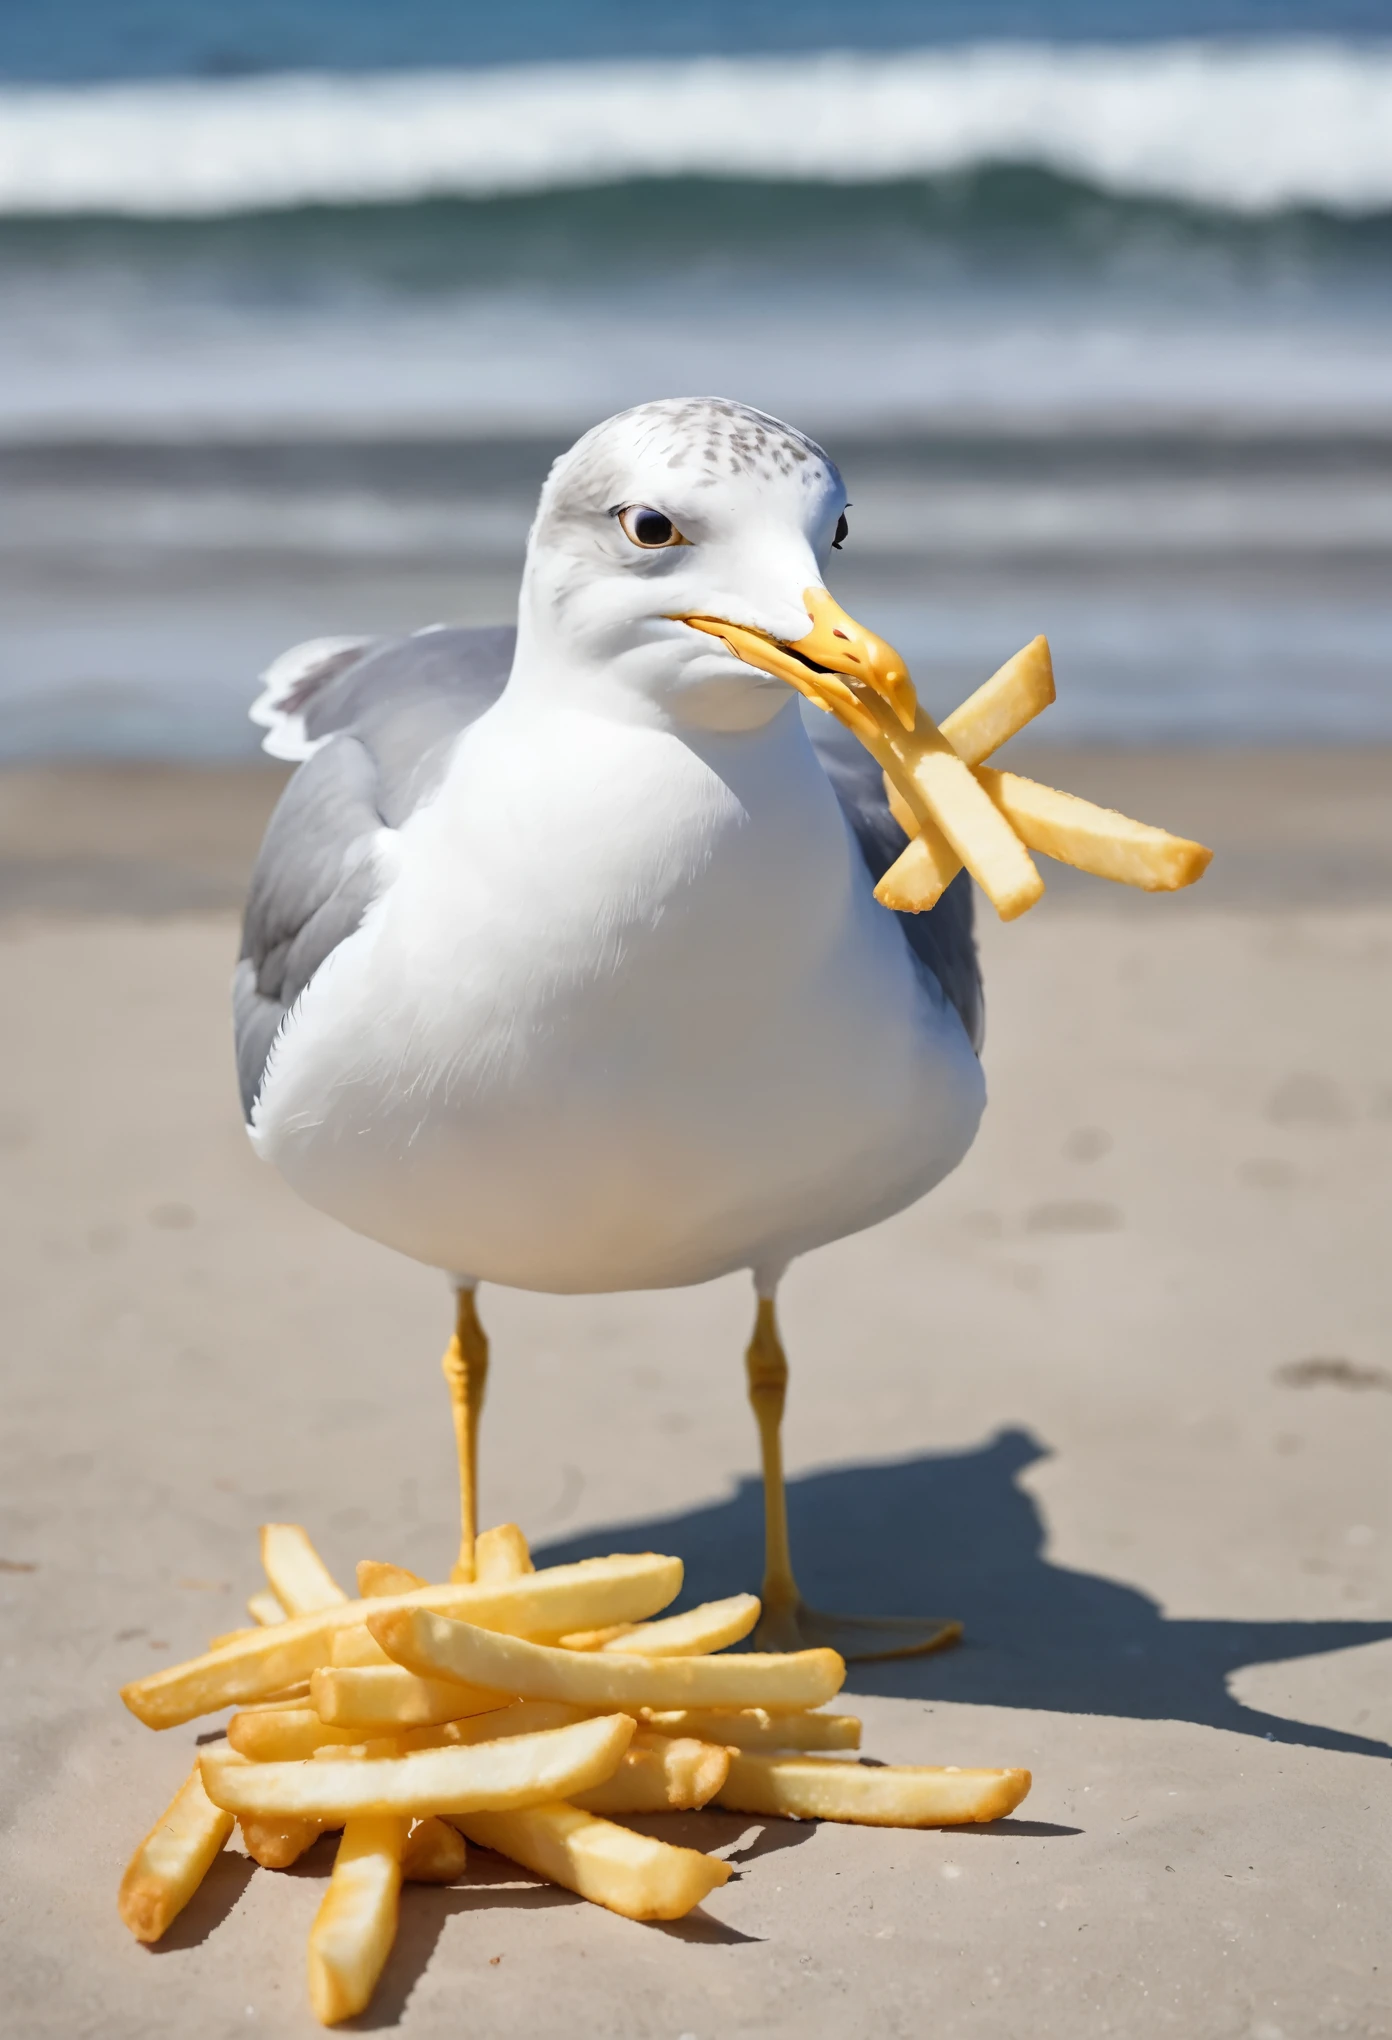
top-left (2, 42), bottom-right (1391, 219)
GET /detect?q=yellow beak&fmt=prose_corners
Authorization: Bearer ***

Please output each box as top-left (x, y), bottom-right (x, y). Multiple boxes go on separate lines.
top-left (675, 586), bottom-right (917, 732)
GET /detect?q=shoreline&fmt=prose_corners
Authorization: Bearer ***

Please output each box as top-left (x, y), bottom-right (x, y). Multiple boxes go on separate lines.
top-left (4, 431), bottom-right (1389, 759)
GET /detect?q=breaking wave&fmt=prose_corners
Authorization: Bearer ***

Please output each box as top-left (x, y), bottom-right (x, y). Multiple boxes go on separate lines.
top-left (2, 41), bottom-right (1391, 220)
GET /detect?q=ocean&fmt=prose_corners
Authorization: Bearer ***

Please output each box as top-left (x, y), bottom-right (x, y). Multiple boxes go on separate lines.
top-left (1, 1), bottom-right (1389, 756)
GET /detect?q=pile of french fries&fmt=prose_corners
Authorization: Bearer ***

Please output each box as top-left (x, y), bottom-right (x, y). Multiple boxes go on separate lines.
top-left (119, 1523), bottom-right (1031, 2024)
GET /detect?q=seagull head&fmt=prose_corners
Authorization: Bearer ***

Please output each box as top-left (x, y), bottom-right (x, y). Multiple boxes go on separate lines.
top-left (513, 396), bottom-right (915, 735)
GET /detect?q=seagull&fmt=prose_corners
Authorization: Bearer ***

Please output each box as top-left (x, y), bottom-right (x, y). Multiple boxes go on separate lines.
top-left (235, 397), bottom-right (985, 1660)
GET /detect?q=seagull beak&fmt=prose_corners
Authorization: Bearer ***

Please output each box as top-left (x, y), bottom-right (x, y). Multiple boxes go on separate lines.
top-left (675, 586), bottom-right (917, 732)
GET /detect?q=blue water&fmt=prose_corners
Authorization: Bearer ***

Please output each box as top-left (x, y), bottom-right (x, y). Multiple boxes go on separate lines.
top-left (5, 0), bottom-right (1391, 82)
top-left (0, 2), bottom-right (1387, 754)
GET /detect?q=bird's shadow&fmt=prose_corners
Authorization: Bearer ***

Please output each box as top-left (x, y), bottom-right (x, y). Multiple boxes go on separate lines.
top-left (535, 1426), bottom-right (1392, 1761)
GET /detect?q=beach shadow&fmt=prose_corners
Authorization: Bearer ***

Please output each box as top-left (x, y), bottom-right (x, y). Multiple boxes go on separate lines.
top-left (649, 1910), bottom-right (763, 1946)
top-left (966, 1819), bottom-right (1084, 1838)
top-left (149, 1851), bottom-right (255, 1951)
top-left (346, 1825), bottom-right (784, 2026)
top-left (612, 1809), bottom-right (816, 1866)
top-left (612, 1807), bottom-right (817, 1913)
top-left (535, 1427), bottom-right (1392, 1761)
top-left (346, 1858), bottom-right (577, 2030)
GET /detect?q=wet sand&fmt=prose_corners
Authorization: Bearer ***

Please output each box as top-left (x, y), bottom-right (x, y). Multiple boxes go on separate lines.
top-left (0, 752), bottom-right (1389, 2038)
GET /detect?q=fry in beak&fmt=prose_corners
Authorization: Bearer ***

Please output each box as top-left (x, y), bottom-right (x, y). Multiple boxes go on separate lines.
top-left (677, 590), bottom-right (1043, 920)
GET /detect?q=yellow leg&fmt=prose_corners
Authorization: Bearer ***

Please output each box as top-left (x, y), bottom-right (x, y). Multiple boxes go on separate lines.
top-left (442, 1286), bottom-right (490, 1584)
top-left (745, 1297), bottom-right (801, 1631)
top-left (744, 1291), bottom-right (963, 1663)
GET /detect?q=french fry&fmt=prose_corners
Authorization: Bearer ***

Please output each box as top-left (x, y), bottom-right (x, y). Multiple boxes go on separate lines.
top-left (976, 768), bottom-right (1213, 892)
top-left (229, 1706), bottom-right (378, 1762)
top-left (208, 1626), bottom-right (257, 1650)
top-left (357, 1560), bottom-right (427, 1597)
top-left (566, 1594), bottom-right (759, 1658)
top-left (883, 775), bottom-right (920, 840)
top-left (803, 636), bottom-right (1048, 917)
top-left (230, 1683), bottom-right (314, 1711)
top-left (874, 810), bottom-right (962, 913)
top-left (456, 1802), bottom-right (731, 1922)
top-left (307, 1815), bottom-right (408, 2026)
top-left (311, 1664), bottom-right (509, 1730)
top-left (239, 1814), bottom-right (325, 1869)
top-left (391, 1698), bottom-right (598, 1752)
top-left (247, 1589), bottom-right (287, 1627)
top-left (401, 1816), bottom-right (468, 1884)
top-left (880, 765), bottom-right (1213, 909)
top-left (330, 1624), bottom-right (393, 1667)
top-left (262, 1700), bottom-right (602, 1765)
top-left (640, 1706), bottom-right (863, 1753)
top-left (873, 634), bottom-right (1211, 912)
top-left (716, 1753), bottom-right (1032, 1827)
top-left (260, 1524), bottom-right (349, 1616)
top-left (939, 635), bottom-right (1056, 766)
top-left (122, 1553), bottom-right (684, 1729)
top-left (883, 760), bottom-right (1215, 895)
top-left (877, 634), bottom-right (1053, 911)
top-left (117, 1764), bottom-right (235, 1943)
top-left (475, 1523), bottom-right (535, 1583)
top-left (571, 1732), bottom-right (730, 1813)
top-left (873, 701), bottom-right (1044, 921)
top-left (871, 632), bottom-right (1214, 915)
top-left (370, 1607), bottom-right (845, 1712)
top-left (200, 1715), bottom-right (635, 1822)
top-left (876, 635), bottom-right (1058, 910)
top-left (799, 682), bottom-right (960, 892)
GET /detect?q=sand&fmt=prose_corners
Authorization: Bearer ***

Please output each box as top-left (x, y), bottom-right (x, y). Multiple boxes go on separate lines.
top-left (0, 754), bottom-right (1389, 2038)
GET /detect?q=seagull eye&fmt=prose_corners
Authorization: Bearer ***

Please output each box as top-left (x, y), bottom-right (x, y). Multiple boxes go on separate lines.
top-left (617, 504), bottom-right (685, 549)
top-left (832, 512), bottom-right (849, 551)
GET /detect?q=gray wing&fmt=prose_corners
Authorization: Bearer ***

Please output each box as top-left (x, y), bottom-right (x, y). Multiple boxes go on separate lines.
top-left (802, 703), bottom-right (984, 1054)
top-left (233, 625), bottom-right (516, 1120)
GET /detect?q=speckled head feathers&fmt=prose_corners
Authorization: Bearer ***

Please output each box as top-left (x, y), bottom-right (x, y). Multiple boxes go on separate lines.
top-left (536, 396), bottom-right (841, 535)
